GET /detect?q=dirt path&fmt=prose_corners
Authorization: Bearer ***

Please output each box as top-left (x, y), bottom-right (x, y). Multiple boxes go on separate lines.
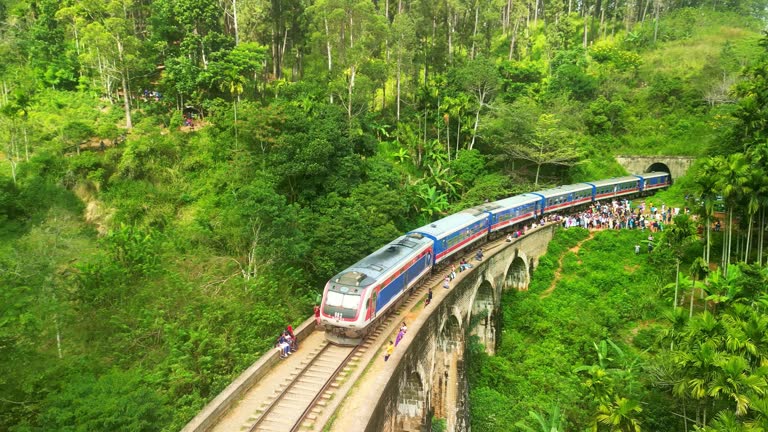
top-left (540, 232), bottom-right (594, 298)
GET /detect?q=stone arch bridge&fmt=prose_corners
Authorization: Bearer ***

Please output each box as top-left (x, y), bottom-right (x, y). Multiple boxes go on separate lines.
top-left (615, 155), bottom-right (695, 182)
top-left (333, 225), bottom-right (557, 432)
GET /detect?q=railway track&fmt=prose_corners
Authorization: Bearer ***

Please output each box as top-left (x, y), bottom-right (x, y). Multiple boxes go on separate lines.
top-left (245, 343), bottom-right (357, 432)
top-left (242, 241), bottom-right (498, 432)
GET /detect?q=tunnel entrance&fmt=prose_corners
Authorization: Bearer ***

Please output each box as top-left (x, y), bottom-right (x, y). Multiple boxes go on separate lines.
top-left (646, 162), bottom-right (673, 184)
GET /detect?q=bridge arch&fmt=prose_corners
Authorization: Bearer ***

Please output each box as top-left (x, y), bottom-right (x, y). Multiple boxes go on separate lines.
top-left (469, 280), bottom-right (496, 353)
top-left (396, 370), bottom-right (426, 431)
top-left (437, 313), bottom-right (462, 352)
top-left (505, 251), bottom-right (530, 291)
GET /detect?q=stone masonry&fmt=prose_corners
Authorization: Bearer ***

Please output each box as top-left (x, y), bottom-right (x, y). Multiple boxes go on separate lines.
top-left (615, 155), bottom-right (695, 181)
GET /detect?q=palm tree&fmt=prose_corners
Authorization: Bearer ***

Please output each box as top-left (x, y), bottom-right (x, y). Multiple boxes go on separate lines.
top-left (515, 406), bottom-right (566, 432)
top-left (424, 163), bottom-right (462, 199)
top-left (675, 337), bottom-right (723, 427)
top-left (415, 184), bottom-right (449, 218)
top-left (220, 72), bottom-right (246, 149)
top-left (595, 396), bottom-right (643, 432)
top-left (708, 355), bottom-right (768, 416)
top-left (664, 215), bottom-right (698, 310)
top-left (748, 397), bottom-right (768, 430)
top-left (695, 158), bottom-right (722, 264)
top-left (703, 267), bottom-right (743, 316)
top-left (391, 146), bottom-right (411, 164)
top-left (704, 411), bottom-right (750, 431)
top-left (690, 258), bottom-right (710, 318)
top-left (717, 154), bottom-right (749, 276)
top-left (746, 137), bottom-right (768, 266)
top-left (659, 308), bottom-right (688, 351)
top-left (741, 167), bottom-right (767, 264)
top-left (722, 305), bottom-right (768, 368)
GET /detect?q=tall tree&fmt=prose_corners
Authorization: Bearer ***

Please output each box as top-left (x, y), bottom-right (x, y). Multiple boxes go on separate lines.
top-left (695, 158), bottom-right (722, 265)
top-left (514, 113), bottom-right (583, 186)
top-left (79, 0), bottom-right (151, 130)
top-left (390, 12), bottom-right (416, 122)
top-left (663, 214), bottom-right (697, 310)
top-left (457, 56), bottom-right (500, 150)
top-left (716, 153), bottom-right (748, 275)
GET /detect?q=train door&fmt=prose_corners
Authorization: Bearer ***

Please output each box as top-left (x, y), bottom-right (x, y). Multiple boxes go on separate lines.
top-left (370, 290), bottom-right (378, 318)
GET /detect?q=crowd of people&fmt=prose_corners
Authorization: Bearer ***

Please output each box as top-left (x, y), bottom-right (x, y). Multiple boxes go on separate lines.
top-left (377, 198), bottom-right (682, 362)
top-left (557, 199), bottom-right (678, 232)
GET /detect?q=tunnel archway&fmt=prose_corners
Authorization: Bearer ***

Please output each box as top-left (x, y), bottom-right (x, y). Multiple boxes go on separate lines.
top-left (646, 162), bottom-right (673, 184)
top-left (397, 371), bottom-right (426, 430)
top-left (506, 254), bottom-right (529, 290)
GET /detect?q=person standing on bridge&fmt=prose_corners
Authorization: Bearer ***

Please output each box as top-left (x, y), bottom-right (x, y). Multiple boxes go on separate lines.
top-left (395, 328), bottom-right (405, 346)
top-left (384, 341), bottom-right (394, 361)
top-left (314, 305), bottom-right (321, 326)
top-left (425, 288), bottom-right (433, 306)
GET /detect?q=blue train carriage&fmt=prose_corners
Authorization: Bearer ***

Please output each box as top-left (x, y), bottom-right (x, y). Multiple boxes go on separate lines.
top-left (639, 171), bottom-right (671, 193)
top-left (584, 176), bottom-right (642, 201)
top-left (487, 194), bottom-right (541, 234)
top-left (530, 183), bottom-right (594, 215)
top-left (409, 210), bottom-right (491, 266)
top-left (321, 233), bottom-right (433, 345)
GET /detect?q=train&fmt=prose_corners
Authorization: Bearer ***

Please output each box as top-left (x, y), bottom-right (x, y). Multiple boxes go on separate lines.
top-left (320, 172), bottom-right (670, 345)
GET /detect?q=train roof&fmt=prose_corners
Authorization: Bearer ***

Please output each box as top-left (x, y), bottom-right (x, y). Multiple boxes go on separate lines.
top-left (487, 194), bottom-right (541, 214)
top-left (329, 234), bottom-right (432, 288)
top-left (585, 176), bottom-right (641, 187)
top-left (641, 171), bottom-right (669, 178)
top-left (410, 211), bottom-right (488, 240)
top-left (531, 183), bottom-right (593, 199)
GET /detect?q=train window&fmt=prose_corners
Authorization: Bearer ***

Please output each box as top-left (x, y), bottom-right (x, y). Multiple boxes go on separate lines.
top-left (326, 291), bottom-right (344, 307)
top-left (341, 293), bottom-right (359, 309)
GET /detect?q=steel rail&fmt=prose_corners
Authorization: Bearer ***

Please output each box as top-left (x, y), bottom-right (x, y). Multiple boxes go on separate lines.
top-left (289, 346), bottom-right (359, 432)
top-left (247, 343), bottom-right (354, 432)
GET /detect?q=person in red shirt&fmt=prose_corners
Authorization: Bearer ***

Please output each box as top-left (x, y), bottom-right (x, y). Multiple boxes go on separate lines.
top-left (314, 305), bottom-right (321, 326)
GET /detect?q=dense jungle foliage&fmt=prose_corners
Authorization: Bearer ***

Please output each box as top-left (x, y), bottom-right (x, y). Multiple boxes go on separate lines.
top-left (469, 223), bottom-right (768, 431)
top-left (1, 0), bottom-right (767, 429)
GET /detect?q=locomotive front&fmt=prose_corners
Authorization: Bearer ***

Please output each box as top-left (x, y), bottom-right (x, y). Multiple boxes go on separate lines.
top-left (321, 271), bottom-right (371, 345)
